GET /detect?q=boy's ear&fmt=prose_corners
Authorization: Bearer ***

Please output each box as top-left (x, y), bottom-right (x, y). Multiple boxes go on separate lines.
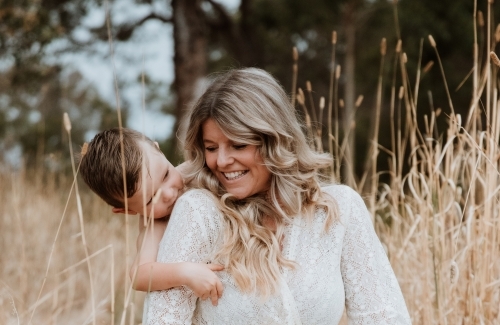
top-left (112, 207), bottom-right (139, 215)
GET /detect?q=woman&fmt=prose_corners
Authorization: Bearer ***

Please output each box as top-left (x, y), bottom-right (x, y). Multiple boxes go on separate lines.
top-left (144, 68), bottom-right (411, 324)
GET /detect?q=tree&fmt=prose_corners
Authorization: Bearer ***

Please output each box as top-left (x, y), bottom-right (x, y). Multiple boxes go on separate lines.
top-left (0, 0), bottom-right (120, 167)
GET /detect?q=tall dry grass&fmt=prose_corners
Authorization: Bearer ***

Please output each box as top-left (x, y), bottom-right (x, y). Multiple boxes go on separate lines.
top-left (295, 4), bottom-right (499, 324)
top-left (0, 168), bottom-right (144, 324)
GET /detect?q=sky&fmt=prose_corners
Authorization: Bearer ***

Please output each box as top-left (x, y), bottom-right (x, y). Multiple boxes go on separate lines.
top-left (49, 0), bottom-right (240, 142)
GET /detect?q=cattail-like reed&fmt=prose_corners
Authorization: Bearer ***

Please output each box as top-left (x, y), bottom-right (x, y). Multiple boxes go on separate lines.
top-left (490, 51), bottom-right (500, 67)
top-left (305, 81), bottom-right (318, 124)
top-left (423, 61), bottom-right (434, 74)
top-left (291, 47), bottom-right (299, 107)
top-left (381, 38), bottom-right (387, 56)
top-left (63, 112), bottom-right (71, 132)
top-left (478, 10), bottom-right (484, 27)
top-left (428, 35), bottom-right (436, 48)
top-left (81, 142), bottom-right (88, 156)
top-left (355, 95), bottom-right (364, 108)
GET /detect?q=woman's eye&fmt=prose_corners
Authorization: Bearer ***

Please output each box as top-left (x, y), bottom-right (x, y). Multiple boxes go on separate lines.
top-left (205, 147), bottom-right (216, 152)
top-left (233, 144), bottom-right (247, 150)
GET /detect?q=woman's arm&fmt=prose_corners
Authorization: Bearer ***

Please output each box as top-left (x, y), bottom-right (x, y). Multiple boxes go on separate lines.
top-left (144, 190), bottom-right (223, 325)
top-left (339, 186), bottom-right (412, 324)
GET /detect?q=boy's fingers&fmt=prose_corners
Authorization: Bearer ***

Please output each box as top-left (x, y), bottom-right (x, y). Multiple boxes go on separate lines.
top-left (216, 280), bottom-right (224, 298)
top-left (210, 289), bottom-right (218, 306)
top-left (207, 264), bottom-right (224, 271)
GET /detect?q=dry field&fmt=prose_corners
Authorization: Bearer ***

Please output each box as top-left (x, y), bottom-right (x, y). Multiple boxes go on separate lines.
top-left (0, 168), bottom-right (147, 324)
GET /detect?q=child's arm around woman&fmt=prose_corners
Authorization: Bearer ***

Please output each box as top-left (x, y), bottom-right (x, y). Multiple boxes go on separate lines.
top-left (130, 216), bottom-right (224, 306)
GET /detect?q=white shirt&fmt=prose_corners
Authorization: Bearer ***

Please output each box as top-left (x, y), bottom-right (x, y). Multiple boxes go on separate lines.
top-left (144, 185), bottom-right (411, 325)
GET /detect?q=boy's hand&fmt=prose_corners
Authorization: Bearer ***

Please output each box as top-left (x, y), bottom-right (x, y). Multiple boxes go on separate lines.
top-left (181, 262), bottom-right (224, 306)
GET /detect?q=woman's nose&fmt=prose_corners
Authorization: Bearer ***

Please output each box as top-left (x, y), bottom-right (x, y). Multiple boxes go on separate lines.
top-left (217, 149), bottom-right (233, 167)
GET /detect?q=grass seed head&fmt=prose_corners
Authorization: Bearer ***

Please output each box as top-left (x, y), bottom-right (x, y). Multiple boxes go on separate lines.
top-left (423, 61), bottom-right (434, 73)
top-left (381, 38), bottom-right (387, 56)
top-left (297, 88), bottom-right (305, 105)
top-left (490, 51), bottom-right (500, 67)
top-left (152, 188), bottom-right (163, 205)
top-left (319, 97), bottom-right (325, 110)
top-left (398, 86), bottom-right (404, 99)
top-left (495, 24), bottom-right (500, 42)
top-left (63, 112), bottom-right (71, 132)
top-left (355, 95), bottom-right (364, 108)
top-left (81, 142), bottom-right (88, 156)
top-left (478, 11), bottom-right (484, 27)
top-left (428, 35), bottom-right (436, 48)
top-left (396, 39), bottom-right (402, 53)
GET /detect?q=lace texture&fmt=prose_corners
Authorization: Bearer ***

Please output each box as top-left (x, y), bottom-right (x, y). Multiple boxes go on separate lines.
top-left (144, 185), bottom-right (411, 325)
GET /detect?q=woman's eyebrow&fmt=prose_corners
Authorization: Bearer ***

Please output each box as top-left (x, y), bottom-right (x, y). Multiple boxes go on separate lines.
top-left (203, 138), bottom-right (216, 144)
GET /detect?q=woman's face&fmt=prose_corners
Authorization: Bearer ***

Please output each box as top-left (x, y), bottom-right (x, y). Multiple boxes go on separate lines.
top-left (202, 118), bottom-right (271, 199)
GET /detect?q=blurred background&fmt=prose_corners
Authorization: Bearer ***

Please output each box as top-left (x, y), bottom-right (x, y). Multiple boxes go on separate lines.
top-left (1, 0), bottom-right (494, 177)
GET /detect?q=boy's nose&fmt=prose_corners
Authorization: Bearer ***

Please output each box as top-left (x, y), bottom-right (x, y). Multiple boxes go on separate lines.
top-left (160, 186), bottom-right (176, 202)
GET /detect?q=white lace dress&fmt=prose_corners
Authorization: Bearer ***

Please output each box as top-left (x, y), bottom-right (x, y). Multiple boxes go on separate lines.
top-left (143, 185), bottom-right (411, 325)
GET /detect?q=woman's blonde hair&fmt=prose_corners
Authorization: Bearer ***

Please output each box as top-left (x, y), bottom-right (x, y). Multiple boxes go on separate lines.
top-left (183, 68), bottom-right (337, 297)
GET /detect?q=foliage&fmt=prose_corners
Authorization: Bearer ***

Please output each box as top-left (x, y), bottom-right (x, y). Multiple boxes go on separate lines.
top-left (0, 0), bottom-right (122, 167)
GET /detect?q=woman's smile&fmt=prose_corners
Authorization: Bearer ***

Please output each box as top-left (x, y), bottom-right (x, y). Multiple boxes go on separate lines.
top-left (202, 118), bottom-right (271, 199)
top-left (222, 170), bottom-right (248, 180)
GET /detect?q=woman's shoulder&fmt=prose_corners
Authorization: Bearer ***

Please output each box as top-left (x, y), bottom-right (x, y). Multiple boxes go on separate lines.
top-left (321, 184), bottom-right (360, 203)
top-left (321, 184), bottom-right (367, 222)
top-left (171, 188), bottom-right (223, 224)
top-left (177, 188), bottom-right (218, 205)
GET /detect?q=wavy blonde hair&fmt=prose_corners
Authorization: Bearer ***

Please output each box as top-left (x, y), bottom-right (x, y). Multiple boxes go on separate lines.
top-left (183, 68), bottom-right (338, 297)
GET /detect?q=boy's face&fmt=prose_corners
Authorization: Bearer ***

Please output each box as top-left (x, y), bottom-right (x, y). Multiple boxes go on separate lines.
top-left (112, 141), bottom-right (184, 219)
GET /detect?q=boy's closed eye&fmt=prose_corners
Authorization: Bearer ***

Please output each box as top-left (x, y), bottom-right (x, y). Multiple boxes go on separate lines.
top-left (147, 169), bottom-right (170, 206)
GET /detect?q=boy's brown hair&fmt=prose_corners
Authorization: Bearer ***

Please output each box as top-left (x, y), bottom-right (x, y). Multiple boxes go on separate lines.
top-left (79, 127), bottom-right (160, 208)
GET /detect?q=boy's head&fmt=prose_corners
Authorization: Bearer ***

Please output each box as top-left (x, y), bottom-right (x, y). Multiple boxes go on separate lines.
top-left (80, 128), bottom-right (183, 219)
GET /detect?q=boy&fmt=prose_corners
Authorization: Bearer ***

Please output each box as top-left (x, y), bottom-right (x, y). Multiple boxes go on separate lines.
top-left (79, 127), bottom-right (223, 305)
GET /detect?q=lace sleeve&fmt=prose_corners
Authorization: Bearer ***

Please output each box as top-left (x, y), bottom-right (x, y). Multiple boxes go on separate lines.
top-left (143, 190), bottom-right (222, 325)
top-left (339, 186), bottom-right (412, 324)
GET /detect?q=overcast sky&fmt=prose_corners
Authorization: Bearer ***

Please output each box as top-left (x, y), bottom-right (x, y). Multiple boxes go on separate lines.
top-left (50, 0), bottom-right (240, 142)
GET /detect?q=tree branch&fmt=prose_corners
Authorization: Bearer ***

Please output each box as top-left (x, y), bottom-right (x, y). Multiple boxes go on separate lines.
top-left (91, 12), bottom-right (172, 41)
top-left (204, 0), bottom-right (233, 30)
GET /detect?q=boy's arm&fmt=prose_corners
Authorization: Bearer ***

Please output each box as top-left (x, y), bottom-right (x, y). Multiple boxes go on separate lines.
top-left (130, 217), bottom-right (224, 306)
